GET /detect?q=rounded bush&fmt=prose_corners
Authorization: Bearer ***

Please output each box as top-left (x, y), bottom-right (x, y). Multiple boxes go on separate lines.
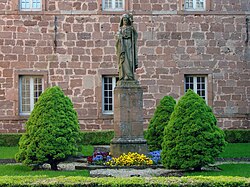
top-left (15, 86), bottom-right (81, 170)
top-left (145, 96), bottom-right (176, 151)
top-left (161, 90), bottom-right (226, 171)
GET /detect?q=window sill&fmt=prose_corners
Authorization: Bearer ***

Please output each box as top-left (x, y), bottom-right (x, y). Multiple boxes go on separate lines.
top-left (97, 10), bottom-right (127, 15)
top-left (18, 10), bottom-right (46, 14)
top-left (99, 113), bottom-right (114, 119)
top-left (177, 10), bottom-right (249, 15)
top-left (19, 9), bottom-right (42, 11)
top-left (0, 115), bottom-right (29, 120)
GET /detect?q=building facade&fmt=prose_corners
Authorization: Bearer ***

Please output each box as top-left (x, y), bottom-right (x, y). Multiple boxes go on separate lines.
top-left (0, 0), bottom-right (249, 133)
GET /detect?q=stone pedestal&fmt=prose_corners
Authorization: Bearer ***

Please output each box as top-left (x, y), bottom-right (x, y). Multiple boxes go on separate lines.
top-left (110, 80), bottom-right (148, 157)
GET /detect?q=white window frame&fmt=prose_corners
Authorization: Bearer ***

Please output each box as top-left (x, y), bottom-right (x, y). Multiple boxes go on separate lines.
top-left (20, 0), bottom-right (42, 11)
top-left (19, 76), bottom-right (44, 115)
top-left (184, 0), bottom-right (205, 11)
top-left (184, 75), bottom-right (208, 103)
top-left (102, 76), bottom-right (117, 114)
top-left (102, 0), bottom-right (125, 11)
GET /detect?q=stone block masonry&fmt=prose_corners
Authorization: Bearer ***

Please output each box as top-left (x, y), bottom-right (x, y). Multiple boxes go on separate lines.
top-left (110, 80), bottom-right (148, 157)
top-left (0, 0), bottom-right (249, 133)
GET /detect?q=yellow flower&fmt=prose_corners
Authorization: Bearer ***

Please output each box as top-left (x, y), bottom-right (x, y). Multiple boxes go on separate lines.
top-left (106, 152), bottom-right (153, 167)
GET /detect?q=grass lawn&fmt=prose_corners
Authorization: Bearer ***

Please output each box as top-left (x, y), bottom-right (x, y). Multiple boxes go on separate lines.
top-left (0, 164), bottom-right (89, 177)
top-left (219, 143), bottom-right (250, 158)
top-left (81, 145), bottom-right (94, 156)
top-left (0, 147), bottom-right (18, 159)
top-left (185, 164), bottom-right (250, 178)
top-left (0, 143), bottom-right (249, 178)
top-left (1, 143), bottom-right (249, 159)
top-left (0, 145), bottom-right (94, 159)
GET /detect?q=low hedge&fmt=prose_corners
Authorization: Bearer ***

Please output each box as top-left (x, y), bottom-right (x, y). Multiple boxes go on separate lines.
top-left (0, 134), bottom-right (22, 146)
top-left (0, 176), bottom-right (249, 186)
top-left (0, 129), bottom-right (250, 146)
top-left (82, 129), bottom-right (250, 144)
top-left (224, 129), bottom-right (250, 143)
top-left (80, 131), bottom-right (114, 145)
top-left (79, 129), bottom-right (250, 144)
top-left (0, 131), bottom-right (115, 147)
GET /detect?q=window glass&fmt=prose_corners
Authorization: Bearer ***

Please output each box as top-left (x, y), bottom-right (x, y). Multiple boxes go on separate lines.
top-left (102, 0), bottom-right (124, 11)
top-left (115, 0), bottom-right (123, 9)
top-left (20, 0), bottom-right (41, 11)
top-left (196, 0), bottom-right (204, 9)
top-left (185, 0), bottom-right (205, 10)
top-left (105, 0), bottom-right (112, 9)
top-left (185, 0), bottom-right (193, 9)
top-left (33, 77), bottom-right (43, 103)
top-left (19, 76), bottom-right (43, 115)
top-left (21, 0), bottom-right (30, 9)
top-left (32, 0), bottom-right (41, 9)
top-left (102, 76), bottom-right (118, 114)
top-left (185, 75), bottom-right (207, 102)
top-left (21, 76), bottom-right (31, 113)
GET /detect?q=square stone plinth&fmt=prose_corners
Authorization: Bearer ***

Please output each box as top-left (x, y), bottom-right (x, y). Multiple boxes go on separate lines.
top-left (110, 138), bottom-right (148, 157)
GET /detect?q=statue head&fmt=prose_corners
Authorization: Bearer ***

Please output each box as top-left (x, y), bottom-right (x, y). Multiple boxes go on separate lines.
top-left (120, 13), bottom-right (133, 27)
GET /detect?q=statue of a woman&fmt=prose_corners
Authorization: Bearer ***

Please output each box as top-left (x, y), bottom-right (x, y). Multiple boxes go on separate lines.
top-left (116, 14), bottom-right (138, 80)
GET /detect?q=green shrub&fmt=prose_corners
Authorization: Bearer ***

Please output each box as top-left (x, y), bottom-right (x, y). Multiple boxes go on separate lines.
top-left (15, 86), bottom-right (81, 170)
top-left (80, 131), bottom-right (114, 145)
top-left (161, 90), bottom-right (226, 171)
top-left (224, 129), bottom-right (250, 143)
top-left (0, 176), bottom-right (249, 186)
top-left (145, 96), bottom-right (176, 151)
top-left (0, 134), bottom-right (22, 146)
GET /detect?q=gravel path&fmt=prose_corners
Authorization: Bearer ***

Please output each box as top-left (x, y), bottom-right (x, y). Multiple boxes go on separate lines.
top-left (89, 168), bottom-right (182, 177)
top-left (41, 162), bottom-right (183, 177)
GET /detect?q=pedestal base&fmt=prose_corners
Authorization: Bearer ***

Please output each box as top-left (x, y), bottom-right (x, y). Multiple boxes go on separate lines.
top-left (110, 138), bottom-right (148, 157)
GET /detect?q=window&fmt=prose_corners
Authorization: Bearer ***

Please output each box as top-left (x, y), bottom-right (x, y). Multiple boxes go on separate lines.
top-left (19, 76), bottom-right (43, 115)
top-left (185, 75), bottom-right (207, 102)
top-left (102, 0), bottom-right (124, 11)
top-left (102, 76), bottom-right (118, 114)
top-left (20, 0), bottom-right (42, 11)
top-left (184, 0), bottom-right (205, 10)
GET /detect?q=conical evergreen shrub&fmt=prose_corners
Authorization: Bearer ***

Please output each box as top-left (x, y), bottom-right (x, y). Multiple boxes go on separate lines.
top-left (16, 86), bottom-right (81, 170)
top-left (145, 96), bottom-right (176, 151)
top-left (161, 90), bottom-right (226, 171)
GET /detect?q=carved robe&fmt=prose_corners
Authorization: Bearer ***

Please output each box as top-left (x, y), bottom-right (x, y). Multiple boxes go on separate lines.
top-left (116, 25), bottom-right (138, 80)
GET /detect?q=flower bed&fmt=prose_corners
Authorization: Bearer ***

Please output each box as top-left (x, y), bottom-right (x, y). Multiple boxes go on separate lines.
top-left (106, 152), bottom-right (153, 166)
top-left (87, 151), bottom-right (162, 167)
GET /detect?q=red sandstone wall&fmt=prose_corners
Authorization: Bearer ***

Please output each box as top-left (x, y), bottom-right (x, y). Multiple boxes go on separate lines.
top-left (1, 0), bottom-right (250, 12)
top-left (0, 0), bottom-right (249, 133)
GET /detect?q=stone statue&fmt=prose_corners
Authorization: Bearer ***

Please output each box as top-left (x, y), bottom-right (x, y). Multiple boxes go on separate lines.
top-left (111, 14), bottom-right (148, 157)
top-left (116, 14), bottom-right (138, 80)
